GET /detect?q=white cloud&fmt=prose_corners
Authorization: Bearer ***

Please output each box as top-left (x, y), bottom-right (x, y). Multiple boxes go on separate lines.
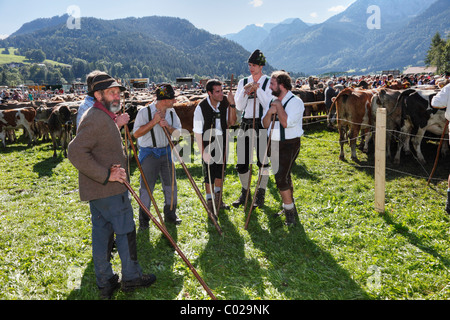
top-left (0, 34), bottom-right (9, 40)
top-left (328, 5), bottom-right (347, 13)
top-left (310, 12), bottom-right (318, 18)
top-left (250, 0), bottom-right (263, 8)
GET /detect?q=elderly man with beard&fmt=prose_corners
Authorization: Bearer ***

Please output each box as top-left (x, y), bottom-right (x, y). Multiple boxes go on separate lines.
top-left (68, 72), bottom-right (156, 299)
top-left (262, 71), bottom-right (304, 226)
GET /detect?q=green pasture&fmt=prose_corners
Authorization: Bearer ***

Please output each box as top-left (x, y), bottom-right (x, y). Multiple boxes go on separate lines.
top-left (0, 123), bottom-right (449, 300)
top-left (0, 47), bottom-right (69, 67)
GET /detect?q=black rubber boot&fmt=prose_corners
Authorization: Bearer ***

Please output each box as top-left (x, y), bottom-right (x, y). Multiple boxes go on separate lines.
top-left (139, 208), bottom-right (150, 231)
top-left (98, 274), bottom-right (121, 300)
top-left (164, 205), bottom-right (182, 225)
top-left (253, 188), bottom-right (266, 208)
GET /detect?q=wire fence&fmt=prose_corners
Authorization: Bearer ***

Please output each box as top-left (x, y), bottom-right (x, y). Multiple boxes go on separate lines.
top-left (300, 114), bottom-right (449, 184)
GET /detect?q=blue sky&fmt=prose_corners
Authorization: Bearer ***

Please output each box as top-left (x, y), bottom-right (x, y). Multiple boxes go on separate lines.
top-left (0, 0), bottom-right (356, 38)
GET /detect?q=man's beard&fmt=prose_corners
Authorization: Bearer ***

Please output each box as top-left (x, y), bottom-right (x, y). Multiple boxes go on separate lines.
top-left (104, 100), bottom-right (121, 113)
top-left (272, 88), bottom-right (281, 97)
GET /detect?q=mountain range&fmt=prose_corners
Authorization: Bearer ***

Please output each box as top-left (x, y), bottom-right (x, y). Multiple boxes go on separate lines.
top-left (226, 0), bottom-right (450, 75)
top-left (0, 0), bottom-right (448, 82)
top-left (1, 15), bottom-right (269, 83)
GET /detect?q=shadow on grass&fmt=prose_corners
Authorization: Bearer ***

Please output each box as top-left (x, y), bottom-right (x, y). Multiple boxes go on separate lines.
top-left (381, 211), bottom-right (450, 269)
top-left (33, 156), bottom-right (64, 177)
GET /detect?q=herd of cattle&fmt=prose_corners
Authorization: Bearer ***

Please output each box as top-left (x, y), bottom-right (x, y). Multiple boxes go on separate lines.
top-left (327, 83), bottom-right (447, 165)
top-left (0, 82), bottom-right (447, 167)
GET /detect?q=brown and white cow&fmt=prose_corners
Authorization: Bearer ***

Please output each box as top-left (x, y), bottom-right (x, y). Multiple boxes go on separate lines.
top-left (370, 88), bottom-right (403, 161)
top-left (47, 104), bottom-right (76, 158)
top-left (330, 87), bottom-right (375, 161)
top-left (0, 107), bottom-right (36, 148)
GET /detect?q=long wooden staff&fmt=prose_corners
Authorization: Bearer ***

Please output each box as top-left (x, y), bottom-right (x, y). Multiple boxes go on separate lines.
top-left (122, 97), bottom-right (131, 178)
top-left (124, 126), bottom-right (166, 229)
top-left (245, 114), bottom-right (276, 229)
top-left (123, 180), bottom-right (216, 300)
top-left (244, 89), bottom-right (257, 211)
top-left (162, 127), bottom-right (223, 235)
top-left (217, 74), bottom-right (234, 211)
top-left (207, 122), bottom-right (218, 219)
top-left (427, 120), bottom-right (449, 185)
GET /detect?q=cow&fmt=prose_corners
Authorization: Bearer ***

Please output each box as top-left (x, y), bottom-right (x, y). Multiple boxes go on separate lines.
top-left (0, 107), bottom-right (36, 148)
top-left (370, 88), bottom-right (403, 160)
top-left (393, 88), bottom-right (447, 165)
top-left (34, 105), bottom-right (53, 142)
top-left (293, 89), bottom-right (326, 121)
top-left (47, 104), bottom-right (75, 158)
top-left (329, 87), bottom-right (375, 161)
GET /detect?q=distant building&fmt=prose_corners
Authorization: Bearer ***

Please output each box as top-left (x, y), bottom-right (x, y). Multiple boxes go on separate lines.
top-left (176, 77), bottom-right (194, 88)
top-left (403, 66), bottom-right (437, 75)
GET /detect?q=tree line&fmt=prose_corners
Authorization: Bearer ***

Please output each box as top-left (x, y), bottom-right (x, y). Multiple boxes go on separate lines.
top-left (425, 32), bottom-right (450, 74)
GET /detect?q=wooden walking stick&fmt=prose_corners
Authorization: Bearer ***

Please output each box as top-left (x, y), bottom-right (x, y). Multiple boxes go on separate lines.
top-left (162, 127), bottom-right (223, 235)
top-left (123, 180), bottom-right (217, 300)
top-left (206, 123), bottom-right (218, 219)
top-left (428, 120), bottom-right (449, 185)
top-left (124, 126), bottom-right (166, 229)
top-left (217, 74), bottom-right (234, 211)
top-left (244, 90), bottom-right (258, 211)
top-left (245, 114), bottom-right (276, 230)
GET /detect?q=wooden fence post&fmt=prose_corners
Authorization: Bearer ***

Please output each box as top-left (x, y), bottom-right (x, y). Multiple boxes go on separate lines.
top-left (375, 108), bottom-right (386, 213)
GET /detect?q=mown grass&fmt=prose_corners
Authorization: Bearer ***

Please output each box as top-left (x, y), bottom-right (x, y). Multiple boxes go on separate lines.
top-left (1, 123), bottom-right (449, 300)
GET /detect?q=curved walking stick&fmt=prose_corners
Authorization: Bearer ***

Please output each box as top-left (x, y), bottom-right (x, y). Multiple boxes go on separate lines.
top-left (162, 127), bottom-right (223, 235)
top-left (428, 120), bottom-right (449, 185)
top-left (124, 126), bottom-right (166, 229)
top-left (124, 180), bottom-right (217, 300)
top-left (244, 91), bottom-right (258, 211)
top-left (245, 115), bottom-right (276, 229)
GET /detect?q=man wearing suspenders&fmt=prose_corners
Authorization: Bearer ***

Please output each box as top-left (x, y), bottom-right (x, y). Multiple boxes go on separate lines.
top-left (133, 84), bottom-right (183, 229)
top-left (193, 79), bottom-right (237, 215)
top-left (233, 49), bottom-right (273, 209)
top-left (263, 71), bottom-right (304, 226)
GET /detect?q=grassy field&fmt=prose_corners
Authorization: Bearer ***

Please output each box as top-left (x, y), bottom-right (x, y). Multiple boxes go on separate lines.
top-left (0, 122), bottom-right (449, 300)
top-left (0, 47), bottom-right (70, 67)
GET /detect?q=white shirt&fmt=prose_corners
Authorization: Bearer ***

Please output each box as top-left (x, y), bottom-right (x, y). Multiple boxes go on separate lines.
top-left (263, 91), bottom-right (304, 141)
top-left (133, 103), bottom-right (182, 148)
top-left (193, 97), bottom-right (227, 136)
top-left (235, 75), bottom-right (273, 119)
top-left (432, 83), bottom-right (450, 121)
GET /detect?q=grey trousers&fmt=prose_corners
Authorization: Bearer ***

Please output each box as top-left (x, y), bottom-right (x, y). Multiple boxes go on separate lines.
top-left (89, 191), bottom-right (143, 287)
top-left (139, 154), bottom-right (177, 213)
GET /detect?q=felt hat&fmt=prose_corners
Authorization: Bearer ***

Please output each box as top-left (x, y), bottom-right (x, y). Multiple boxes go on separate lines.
top-left (248, 49), bottom-right (266, 66)
top-left (155, 83), bottom-right (175, 100)
top-left (88, 72), bottom-right (126, 97)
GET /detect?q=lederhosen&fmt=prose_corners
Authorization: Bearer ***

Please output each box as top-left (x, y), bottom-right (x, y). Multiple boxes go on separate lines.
top-left (236, 77), bottom-right (270, 174)
top-left (272, 96), bottom-right (301, 191)
top-left (199, 98), bottom-right (229, 184)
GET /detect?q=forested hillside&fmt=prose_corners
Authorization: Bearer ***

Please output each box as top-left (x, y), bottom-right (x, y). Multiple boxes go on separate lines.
top-left (1, 16), bottom-right (267, 85)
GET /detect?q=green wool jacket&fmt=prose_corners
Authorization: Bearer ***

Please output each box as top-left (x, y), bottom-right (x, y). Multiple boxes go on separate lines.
top-left (68, 107), bottom-right (127, 202)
